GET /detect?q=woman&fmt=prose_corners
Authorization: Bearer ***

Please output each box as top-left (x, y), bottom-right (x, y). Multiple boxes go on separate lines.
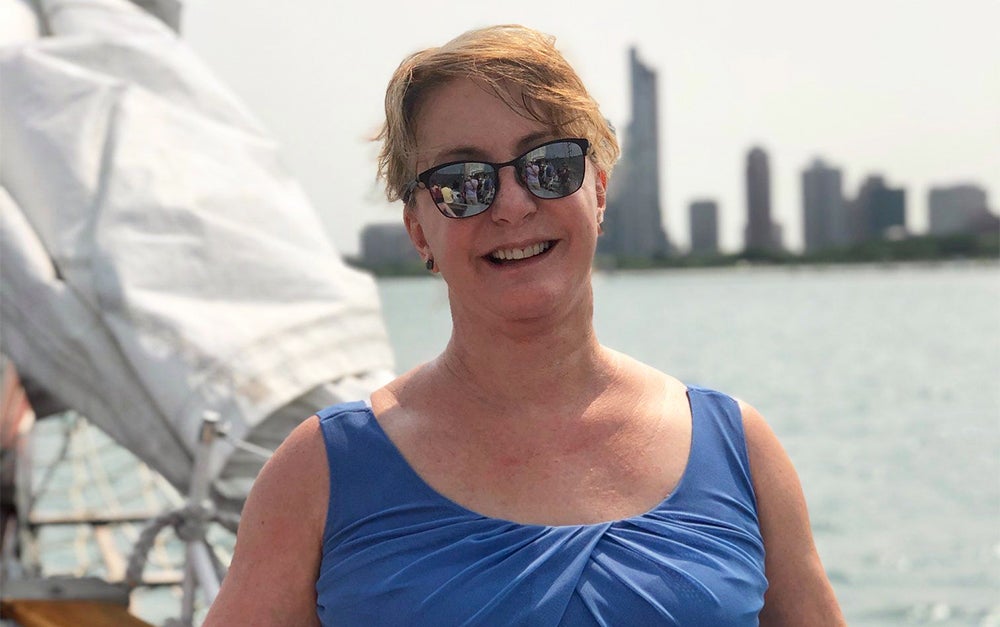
top-left (204, 24), bottom-right (845, 626)
top-left (525, 159), bottom-right (542, 191)
top-left (463, 176), bottom-right (479, 205)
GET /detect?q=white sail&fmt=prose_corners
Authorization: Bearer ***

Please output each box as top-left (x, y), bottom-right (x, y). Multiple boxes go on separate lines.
top-left (0, 0), bottom-right (396, 514)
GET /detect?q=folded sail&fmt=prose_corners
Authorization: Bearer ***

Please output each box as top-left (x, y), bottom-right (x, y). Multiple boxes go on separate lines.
top-left (0, 0), bottom-right (396, 513)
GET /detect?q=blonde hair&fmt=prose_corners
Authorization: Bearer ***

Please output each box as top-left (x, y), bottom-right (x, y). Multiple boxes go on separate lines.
top-left (375, 24), bottom-right (620, 203)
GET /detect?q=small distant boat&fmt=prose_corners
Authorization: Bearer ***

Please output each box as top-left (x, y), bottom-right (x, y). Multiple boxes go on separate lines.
top-left (0, 0), bottom-right (397, 624)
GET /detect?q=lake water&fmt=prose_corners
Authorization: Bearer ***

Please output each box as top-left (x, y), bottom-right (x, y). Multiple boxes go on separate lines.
top-left (378, 261), bottom-right (1000, 626)
top-left (23, 261), bottom-right (999, 626)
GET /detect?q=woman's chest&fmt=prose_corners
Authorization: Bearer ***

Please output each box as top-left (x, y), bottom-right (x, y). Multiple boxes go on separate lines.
top-left (382, 410), bottom-right (693, 527)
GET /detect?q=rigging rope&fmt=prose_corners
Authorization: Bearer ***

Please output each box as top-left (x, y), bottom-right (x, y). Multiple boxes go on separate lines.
top-left (124, 504), bottom-right (239, 590)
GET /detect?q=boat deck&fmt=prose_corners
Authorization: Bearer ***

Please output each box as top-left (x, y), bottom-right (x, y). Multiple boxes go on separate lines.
top-left (1, 599), bottom-right (155, 627)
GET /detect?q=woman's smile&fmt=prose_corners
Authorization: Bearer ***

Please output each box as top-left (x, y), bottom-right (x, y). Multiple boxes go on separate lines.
top-left (486, 240), bottom-right (555, 265)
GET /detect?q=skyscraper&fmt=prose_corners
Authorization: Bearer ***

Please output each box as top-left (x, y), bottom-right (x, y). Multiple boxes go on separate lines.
top-left (600, 47), bottom-right (671, 260)
top-left (850, 175), bottom-right (906, 241)
top-left (928, 184), bottom-right (991, 235)
top-left (689, 200), bottom-right (719, 255)
top-left (801, 158), bottom-right (848, 252)
top-left (360, 222), bottom-right (417, 265)
top-left (743, 146), bottom-right (782, 253)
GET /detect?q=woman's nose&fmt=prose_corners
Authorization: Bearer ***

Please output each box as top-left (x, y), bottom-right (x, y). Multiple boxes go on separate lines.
top-left (489, 166), bottom-right (538, 225)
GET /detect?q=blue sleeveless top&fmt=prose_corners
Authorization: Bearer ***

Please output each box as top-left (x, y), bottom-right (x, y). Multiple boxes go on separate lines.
top-left (315, 386), bottom-right (767, 625)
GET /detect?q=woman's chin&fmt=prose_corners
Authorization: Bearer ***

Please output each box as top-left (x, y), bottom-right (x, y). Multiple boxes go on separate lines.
top-left (480, 284), bottom-right (590, 328)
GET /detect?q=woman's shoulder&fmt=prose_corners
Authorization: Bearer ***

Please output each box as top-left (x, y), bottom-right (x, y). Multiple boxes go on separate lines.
top-left (368, 365), bottom-right (432, 413)
top-left (607, 348), bottom-right (688, 400)
top-left (254, 415), bottom-right (330, 519)
top-left (202, 415), bottom-right (328, 625)
top-left (725, 396), bottom-right (776, 450)
top-left (609, 349), bottom-right (763, 432)
top-left (724, 400), bottom-right (847, 623)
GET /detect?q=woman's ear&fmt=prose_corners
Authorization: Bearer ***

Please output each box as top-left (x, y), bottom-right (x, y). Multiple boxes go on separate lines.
top-left (403, 207), bottom-right (432, 261)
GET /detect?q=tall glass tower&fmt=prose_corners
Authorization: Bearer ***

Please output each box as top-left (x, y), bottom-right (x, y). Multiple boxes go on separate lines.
top-left (600, 47), bottom-right (671, 260)
top-left (743, 146), bottom-right (782, 252)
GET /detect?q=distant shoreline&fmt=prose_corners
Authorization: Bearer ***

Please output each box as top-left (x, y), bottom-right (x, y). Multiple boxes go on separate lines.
top-left (349, 232), bottom-right (999, 278)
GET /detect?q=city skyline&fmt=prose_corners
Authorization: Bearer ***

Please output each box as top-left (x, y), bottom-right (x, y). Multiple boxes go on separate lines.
top-left (184, 1), bottom-right (999, 256)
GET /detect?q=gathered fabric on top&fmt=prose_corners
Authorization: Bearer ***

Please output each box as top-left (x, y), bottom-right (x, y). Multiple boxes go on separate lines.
top-left (315, 386), bottom-right (767, 626)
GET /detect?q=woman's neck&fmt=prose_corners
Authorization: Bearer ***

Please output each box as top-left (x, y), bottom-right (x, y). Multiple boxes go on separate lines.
top-left (436, 308), bottom-right (615, 411)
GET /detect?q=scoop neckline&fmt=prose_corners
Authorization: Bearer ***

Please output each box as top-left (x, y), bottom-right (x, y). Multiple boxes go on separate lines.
top-left (359, 387), bottom-right (698, 530)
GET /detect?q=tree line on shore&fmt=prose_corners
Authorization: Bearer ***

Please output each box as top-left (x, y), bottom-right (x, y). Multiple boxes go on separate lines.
top-left (347, 231), bottom-right (999, 277)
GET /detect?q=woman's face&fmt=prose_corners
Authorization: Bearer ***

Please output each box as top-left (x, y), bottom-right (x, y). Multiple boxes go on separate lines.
top-left (404, 78), bottom-right (607, 326)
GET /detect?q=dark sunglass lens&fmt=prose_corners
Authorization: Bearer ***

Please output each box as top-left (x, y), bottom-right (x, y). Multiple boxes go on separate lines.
top-left (521, 141), bottom-right (586, 200)
top-left (427, 163), bottom-right (495, 218)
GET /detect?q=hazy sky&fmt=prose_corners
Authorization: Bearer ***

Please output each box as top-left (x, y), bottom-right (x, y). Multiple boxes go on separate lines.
top-left (183, 0), bottom-right (999, 256)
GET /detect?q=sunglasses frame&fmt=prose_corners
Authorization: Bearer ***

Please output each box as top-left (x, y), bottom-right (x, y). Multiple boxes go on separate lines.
top-left (404, 138), bottom-right (591, 219)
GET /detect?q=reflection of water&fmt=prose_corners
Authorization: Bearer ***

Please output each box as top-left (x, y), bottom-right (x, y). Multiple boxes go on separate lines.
top-left (379, 261), bottom-right (1000, 626)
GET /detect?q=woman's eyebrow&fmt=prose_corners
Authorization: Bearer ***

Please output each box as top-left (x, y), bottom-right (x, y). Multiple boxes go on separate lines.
top-left (432, 145), bottom-right (486, 163)
top-left (416, 142), bottom-right (487, 171)
top-left (426, 131), bottom-right (559, 167)
top-left (514, 131), bottom-right (557, 154)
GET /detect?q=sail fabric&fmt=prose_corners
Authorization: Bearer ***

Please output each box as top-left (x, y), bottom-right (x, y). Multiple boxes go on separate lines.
top-left (314, 387), bottom-right (767, 625)
top-left (0, 0), bottom-right (395, 512)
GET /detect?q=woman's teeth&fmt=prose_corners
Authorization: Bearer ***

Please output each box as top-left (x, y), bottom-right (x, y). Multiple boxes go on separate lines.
top-left (490, 241), bottom-right (551, 262)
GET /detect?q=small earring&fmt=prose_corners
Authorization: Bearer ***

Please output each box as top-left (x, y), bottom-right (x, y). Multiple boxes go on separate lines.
top-left (425, 258), bottom-right (435, 271)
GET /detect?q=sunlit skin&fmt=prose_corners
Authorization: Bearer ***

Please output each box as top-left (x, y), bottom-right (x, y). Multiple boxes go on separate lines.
top-left (404, 79), bottom-right (606, 335)
top-left (387, 78), bottom-right (683, 526)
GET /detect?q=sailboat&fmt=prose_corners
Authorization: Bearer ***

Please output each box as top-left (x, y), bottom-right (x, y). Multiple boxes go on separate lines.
top-left (0, 0), bottom-right (397, 624)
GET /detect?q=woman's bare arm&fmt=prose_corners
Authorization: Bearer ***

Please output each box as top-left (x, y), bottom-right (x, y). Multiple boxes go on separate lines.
top-left (740, 401), bottom-right (846, 626)
top-left (202, 416), bottom-right (328, 627)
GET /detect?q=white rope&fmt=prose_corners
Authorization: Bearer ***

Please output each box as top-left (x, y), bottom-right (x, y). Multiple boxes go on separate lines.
top-left (124, 504), bottom-right (240, 590)
top-left (26, 413), bottom-right (76, 510)
top-left (79, 415), bottom-right (125, 514)
top-left (219, 432), bottom-right (273, 461)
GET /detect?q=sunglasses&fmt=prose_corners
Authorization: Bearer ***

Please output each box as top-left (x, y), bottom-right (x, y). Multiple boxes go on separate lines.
top-left (403, 138), bottom-right (590, 219)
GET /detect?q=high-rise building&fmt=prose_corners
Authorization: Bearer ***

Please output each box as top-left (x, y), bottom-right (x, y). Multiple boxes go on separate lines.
top-left (600, 47), bottom-right (671, 259)
top-left (360, 222), bottom-right (417, 266)
top-left (801, 158), bottom-right (848, 252)
top-left (850, 175), bottom-right (906, 241)
top-left (689, 200), bottom-right (719, 255)
top-left (743, 146), bottom-right (782, 252)
top-left (928, 184), bottom-right (991, 235)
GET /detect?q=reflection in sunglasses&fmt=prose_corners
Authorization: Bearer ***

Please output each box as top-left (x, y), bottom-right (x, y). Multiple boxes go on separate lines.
top-left (408, 138), bottom-right (590, 219)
